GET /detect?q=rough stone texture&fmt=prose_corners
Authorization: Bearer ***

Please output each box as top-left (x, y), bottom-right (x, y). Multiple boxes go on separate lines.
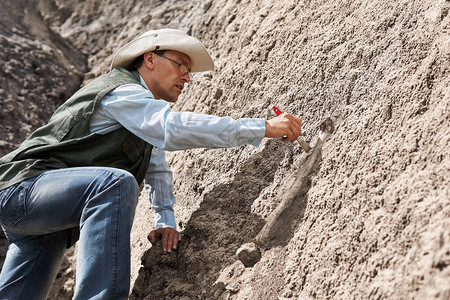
top-left (0, 0), bottom-right (86, 157)
top-left (0, 0), bottom-right (449, 299)
top-left (236, 242), bottom-right (262, 268)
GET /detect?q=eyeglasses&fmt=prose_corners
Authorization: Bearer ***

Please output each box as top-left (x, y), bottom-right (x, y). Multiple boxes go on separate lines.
top-left (154, 52), bottom-right (191, 78)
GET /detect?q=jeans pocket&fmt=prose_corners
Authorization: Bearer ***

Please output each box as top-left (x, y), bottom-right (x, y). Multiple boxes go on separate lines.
top-left (0, 183), bottom-right (27, 228)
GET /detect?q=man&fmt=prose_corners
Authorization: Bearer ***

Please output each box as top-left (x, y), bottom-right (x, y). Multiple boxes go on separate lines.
top-left (0, 29), bottom-right (302, 299)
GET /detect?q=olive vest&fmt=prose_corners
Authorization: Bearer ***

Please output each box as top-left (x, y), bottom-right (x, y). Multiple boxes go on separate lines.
top-left (0, 67), bottom-right (153, 191)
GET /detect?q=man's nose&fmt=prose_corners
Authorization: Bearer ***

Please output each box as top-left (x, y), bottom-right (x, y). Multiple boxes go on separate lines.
top-left (182, 74), bottom-right (190, 83)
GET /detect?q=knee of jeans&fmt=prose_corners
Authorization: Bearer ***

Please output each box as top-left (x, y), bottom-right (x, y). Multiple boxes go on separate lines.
top-left (117, 171), bottom-right (139, 203)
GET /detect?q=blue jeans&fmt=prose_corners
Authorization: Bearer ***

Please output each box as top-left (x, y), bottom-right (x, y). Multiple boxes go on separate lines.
top-left (0, 167), bottom-right (140, 300)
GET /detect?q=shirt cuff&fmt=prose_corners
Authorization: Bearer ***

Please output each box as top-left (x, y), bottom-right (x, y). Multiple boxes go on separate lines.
top-left (154, 209), bottom-right (177, 229)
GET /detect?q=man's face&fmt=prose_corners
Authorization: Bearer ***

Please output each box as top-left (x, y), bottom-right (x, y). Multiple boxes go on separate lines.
top-left (144, 50), bottom-right (192, 103)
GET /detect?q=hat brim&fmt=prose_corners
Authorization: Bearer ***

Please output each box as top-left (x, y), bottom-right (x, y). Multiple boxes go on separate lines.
top-left (111, 29), bottom-right (214, 73)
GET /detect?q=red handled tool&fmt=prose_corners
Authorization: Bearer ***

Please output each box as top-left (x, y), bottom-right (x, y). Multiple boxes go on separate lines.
top-left (272, 105), bottom-right (283, 116)
top-left (272, 105), bottom-right (311, 152)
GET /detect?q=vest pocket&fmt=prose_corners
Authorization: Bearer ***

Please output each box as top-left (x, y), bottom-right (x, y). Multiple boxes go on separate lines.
top-left (0, 183), bottom-right (27, 228)
top-left (122, 135), bottom-right (143, 163)
top-left (51, 106), bottom-right (79, 141)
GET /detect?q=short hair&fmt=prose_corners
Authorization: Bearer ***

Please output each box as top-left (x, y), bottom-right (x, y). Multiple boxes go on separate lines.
top-left (127, 54), bottom-right (144, 71)
top-left (126, 50), bottom-right (167, 71)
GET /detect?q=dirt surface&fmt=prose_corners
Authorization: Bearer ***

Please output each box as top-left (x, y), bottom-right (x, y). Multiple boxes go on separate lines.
top-left (0, 0), bottom-right (449, 299)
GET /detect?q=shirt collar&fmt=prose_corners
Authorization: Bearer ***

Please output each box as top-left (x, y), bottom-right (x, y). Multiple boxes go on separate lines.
top-left (138, 74), bottom-right (150, 90)
top-left (137, 74), bottom-right (156, 99)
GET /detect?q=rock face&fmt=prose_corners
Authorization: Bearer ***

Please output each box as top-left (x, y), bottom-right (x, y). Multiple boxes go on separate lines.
top-left (0, 0), bottom-right (86, 157)
top-left (0, 0), bottom-right (449, 299)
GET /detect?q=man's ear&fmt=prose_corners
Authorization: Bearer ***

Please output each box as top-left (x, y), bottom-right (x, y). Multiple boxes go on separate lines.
top-left (143, 52), bottom-right (155, 70)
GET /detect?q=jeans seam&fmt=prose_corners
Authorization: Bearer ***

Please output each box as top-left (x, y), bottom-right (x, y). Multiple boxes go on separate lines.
top-left (109, 175), bottom-right (122, 299)
top-left (18, 234), bottom-right (48, 299)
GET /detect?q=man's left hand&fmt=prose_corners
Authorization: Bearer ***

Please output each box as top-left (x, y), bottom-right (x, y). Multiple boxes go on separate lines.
top-left (147, 227), bottom-right (181, 253)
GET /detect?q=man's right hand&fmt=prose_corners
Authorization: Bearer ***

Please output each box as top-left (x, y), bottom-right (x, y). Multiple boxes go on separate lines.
top-left (265, 113), bottom-right (302, 143)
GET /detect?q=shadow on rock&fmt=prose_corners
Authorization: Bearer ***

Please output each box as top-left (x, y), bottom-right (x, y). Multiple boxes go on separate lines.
top-left (130, 140), bottom-right (286, 299)
top-left (255, 117), bottom-right (335, 249)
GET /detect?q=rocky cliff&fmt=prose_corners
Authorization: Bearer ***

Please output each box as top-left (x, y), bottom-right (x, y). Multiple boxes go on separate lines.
top-left (0, 0), bottom-right (449, 299)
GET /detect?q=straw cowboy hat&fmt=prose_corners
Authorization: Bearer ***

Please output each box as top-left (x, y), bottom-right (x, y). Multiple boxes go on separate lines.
top-left (111, 29), bottom-right (214, 72)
